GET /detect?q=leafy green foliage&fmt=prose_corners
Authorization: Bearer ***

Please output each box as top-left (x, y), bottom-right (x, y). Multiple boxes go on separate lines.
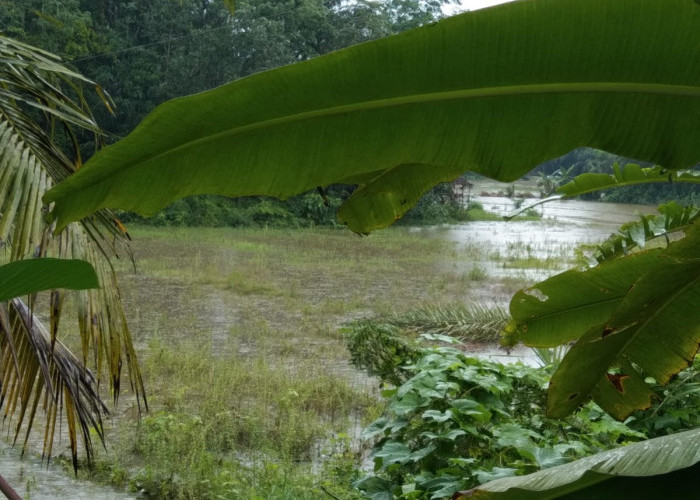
top-left (356, 348), bottom-right (650, 500)
top-left (344, 320), bottom-right (423, 386)
top-left (510, 223), bottom-right (700, 419)
top-left (455, 429), bottom-right (700, 500)
top-left (116, 182), bottom-right (473, 228)
top-left (344, 304), bottom-right (511, 387)
top-left (626, 357), bottom-right (700, 438)
top-left (592, 202), bottom-right (699, 263)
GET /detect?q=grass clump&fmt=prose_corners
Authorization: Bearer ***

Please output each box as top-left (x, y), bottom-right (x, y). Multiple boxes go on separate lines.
top-left (85, 334), bottom-right (380, 499)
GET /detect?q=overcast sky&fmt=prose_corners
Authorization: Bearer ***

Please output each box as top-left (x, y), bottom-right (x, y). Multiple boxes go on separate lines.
top-left (445, 0), bottom-right (516, 15)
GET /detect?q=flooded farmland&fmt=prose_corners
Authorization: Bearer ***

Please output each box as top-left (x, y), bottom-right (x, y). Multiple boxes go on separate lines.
top-left (0, 196), bottom-right (658, 498)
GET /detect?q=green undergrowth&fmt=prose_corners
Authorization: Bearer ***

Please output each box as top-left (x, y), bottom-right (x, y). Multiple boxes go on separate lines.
top-left (115, 184), bottom-right (511, 229)
top-left (343, 304), bottom-right (511, 386)
top-left (349, 336), bottom-right (700, 500)
top-left (75, 336), bottom-right (381, 499)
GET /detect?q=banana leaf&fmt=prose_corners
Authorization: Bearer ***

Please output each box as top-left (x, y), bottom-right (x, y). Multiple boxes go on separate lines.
top-left (44, 0), bottom-right (700, 233)
top-left (453, 427), bottom-right (700, 500)
top-left (0, 258), bottom-right (98, 302)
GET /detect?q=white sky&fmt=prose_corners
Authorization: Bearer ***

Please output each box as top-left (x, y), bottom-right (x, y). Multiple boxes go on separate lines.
top-left (444, 0), bottom-right (517, 15)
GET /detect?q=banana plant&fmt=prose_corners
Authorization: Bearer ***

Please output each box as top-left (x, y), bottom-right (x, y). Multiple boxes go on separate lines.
top-left (41, 0), bottom-right (700, 422)
top-left (453, 427), bottom-right (700, 499)
top-left (0, 34), bottom-right (146, 470)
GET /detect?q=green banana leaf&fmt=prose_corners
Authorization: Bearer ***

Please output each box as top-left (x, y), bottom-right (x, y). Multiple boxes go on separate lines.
top-left (0, 258), bottom-right (98, 301)
top-left (557, 165), bottom-right (700, 198)
top-left (512, 224), bottom-right (700, 419)
top-left (44, 0), bottom-right (700, 233)
top-left (453, 427), bottom-right (700, 500)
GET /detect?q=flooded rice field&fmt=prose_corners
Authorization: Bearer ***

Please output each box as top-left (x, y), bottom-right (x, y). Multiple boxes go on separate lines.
top-left (1, 194), bottom-right (657, 498)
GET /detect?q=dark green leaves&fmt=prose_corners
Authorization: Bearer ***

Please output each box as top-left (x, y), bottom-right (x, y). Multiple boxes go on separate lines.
top-left (509, 250), bottom-right (662, 347)
top-left (455, 427), bottom-right (700, 500)
top-left (512, 224), bottom-right (700, 419)
top-left (45, 0), bottom-right (700, 233)
top-left (0, 258), bottom-right (98, 302)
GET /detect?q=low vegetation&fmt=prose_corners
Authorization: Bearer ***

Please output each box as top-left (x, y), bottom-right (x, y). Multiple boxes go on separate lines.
top-left (45, 224), bottom-right (582, 499)
top-left (348, 332), bottom-right (700, 499)
top-left (43, 223), bottom-right (695, 500)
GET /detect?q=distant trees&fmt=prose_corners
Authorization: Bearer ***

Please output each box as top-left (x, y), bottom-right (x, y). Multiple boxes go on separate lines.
top-left (1, 0), bottom-right (459, 145)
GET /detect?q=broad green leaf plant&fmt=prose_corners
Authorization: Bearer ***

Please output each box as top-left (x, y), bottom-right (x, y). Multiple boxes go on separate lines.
top-left (0, 33), bottom-right (146, 469)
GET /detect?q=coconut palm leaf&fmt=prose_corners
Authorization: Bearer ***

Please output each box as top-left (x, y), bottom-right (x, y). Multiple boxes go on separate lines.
top-left (0, 33), bottom-right (146, 468)
top-left (384, 303), bottom-right (510, 343)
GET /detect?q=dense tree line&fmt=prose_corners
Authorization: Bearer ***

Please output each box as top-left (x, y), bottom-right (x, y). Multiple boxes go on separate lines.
top-left (1, 1), bottom-right (456, 140)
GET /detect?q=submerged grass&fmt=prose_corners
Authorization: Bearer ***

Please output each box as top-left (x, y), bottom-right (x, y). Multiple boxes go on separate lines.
top-left (48, 224), bottom-right (592, 499)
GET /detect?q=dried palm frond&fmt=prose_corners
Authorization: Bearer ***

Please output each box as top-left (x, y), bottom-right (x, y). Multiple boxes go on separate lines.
top-left (0, 33), bottom-right (146, 469)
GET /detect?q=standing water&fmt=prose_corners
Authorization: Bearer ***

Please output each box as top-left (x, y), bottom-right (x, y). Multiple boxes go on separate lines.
top-left (412, 195), bottom-right (658, 366)
top-left (0, 444), bottom-right (134, 499)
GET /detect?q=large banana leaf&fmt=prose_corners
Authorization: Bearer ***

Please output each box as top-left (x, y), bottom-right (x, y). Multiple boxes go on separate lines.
top-left (453, 427), bottom-right (700, 499)
top-left (44, 0), bottom-right (700, 232)
top-left (511, 223), bottom-right (700, 419)
top-left (0, 258), bottom-right (98, 302)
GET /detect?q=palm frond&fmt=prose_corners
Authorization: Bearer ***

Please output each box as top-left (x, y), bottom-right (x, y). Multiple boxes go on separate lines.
top-left (0, 33), bottom-right (146, 468)
top-left (594, 202), bottom-right (699, 263)
top-left (385, 303), bottom-right (510, 343)
top-left (0, 299), bottom-right (108, 468)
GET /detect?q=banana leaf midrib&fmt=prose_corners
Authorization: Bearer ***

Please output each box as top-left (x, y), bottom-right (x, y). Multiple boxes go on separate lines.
top-left (520, 295), bottom-right (623, 328)
top-left (43, 80), bottom-right (700, 200)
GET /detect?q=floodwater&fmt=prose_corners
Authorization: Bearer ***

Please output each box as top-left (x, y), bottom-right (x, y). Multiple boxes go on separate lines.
top-left (0, 444), bottom-right (134, 499)
top-left (423, 196), bottom-right (656, 252)
top-left (413, 196), bottom-right (657, 365)
top-left (413, 197), bottom-right (656, 279)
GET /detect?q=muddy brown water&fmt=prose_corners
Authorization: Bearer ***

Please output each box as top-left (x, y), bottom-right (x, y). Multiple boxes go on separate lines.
top-left (0, 198), bottom-right (656, 497)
